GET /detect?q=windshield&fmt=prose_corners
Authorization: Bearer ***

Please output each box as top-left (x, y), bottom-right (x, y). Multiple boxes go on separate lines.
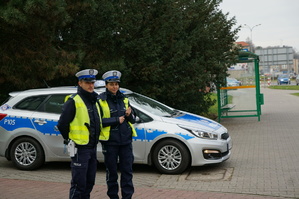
top-left (227, 77), bottom-right (238, 82)
top-left (279, 74), bottom-right (288, 78)
top-left (127, 93), bottom-right (175, 117)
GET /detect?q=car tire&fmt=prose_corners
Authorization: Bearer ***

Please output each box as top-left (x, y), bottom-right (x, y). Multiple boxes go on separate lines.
top-left (152, 139), bottom-right (190, 174)
top-left (10, 137), bottom-right (45, 170)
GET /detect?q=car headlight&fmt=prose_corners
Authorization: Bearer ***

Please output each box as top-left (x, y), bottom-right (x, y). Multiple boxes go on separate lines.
top-left (179, 125), bottom-right (218, 140)
top-left (193, 130), bottom-right (218, 140)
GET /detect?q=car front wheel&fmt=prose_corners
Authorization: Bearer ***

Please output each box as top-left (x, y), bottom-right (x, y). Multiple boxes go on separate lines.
top-left (10, 137), bottom-right (45, 170)
top-left (152, 139), bottom-right (190, 174)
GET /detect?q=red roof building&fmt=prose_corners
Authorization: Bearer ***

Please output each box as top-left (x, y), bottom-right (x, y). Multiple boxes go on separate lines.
top-left (235, 41), bottom-right (250, 51)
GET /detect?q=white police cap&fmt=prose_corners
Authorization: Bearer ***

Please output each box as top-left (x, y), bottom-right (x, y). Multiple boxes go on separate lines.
top-left (75, 69), bottom-right (98, 82)
top-left (94, 80), bottom-right (106, 88)
top-left (102, 70), bottom-right (121, 82)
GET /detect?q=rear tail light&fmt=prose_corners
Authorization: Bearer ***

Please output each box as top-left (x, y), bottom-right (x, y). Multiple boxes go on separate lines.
top-left (0, 113), bottom-right (7, 121)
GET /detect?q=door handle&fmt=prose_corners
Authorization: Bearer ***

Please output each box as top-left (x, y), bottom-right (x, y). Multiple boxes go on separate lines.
top-left (34, 119), bottom-right (47, 125)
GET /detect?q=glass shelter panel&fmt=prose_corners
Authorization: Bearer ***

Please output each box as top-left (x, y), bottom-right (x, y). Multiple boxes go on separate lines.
top-left (227, 62), bottom-right (256, 112)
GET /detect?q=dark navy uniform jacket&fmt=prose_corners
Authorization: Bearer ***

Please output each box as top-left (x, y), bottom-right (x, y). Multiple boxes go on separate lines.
top-left (98, 89), bottom-right (135, 145)
top-left (57, 86), bottom-right (101, 148)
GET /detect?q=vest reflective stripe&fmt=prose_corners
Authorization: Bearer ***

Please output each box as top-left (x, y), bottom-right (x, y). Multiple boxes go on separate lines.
top-left (123, 98), bottom-right (137, 137)
top-left (66, 94), bottom-right (101, 145)
top-left (99, 97), bottom-right (137, 141)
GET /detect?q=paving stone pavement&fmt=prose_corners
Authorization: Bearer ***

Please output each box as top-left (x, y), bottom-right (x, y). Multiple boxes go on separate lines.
top-left (0, 87), bottom-right (299, 199)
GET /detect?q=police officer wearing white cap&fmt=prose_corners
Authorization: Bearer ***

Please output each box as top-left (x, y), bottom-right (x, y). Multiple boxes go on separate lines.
top-left (98, 70), bottom-right (137, 199)
top-left (58, 69), bottom-right (101, 199)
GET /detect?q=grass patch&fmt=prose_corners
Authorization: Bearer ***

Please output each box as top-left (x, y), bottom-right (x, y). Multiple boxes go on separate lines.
top-left (205, 92), bottom-right (233, 120)
top-left (268, 85), bottom-right (299, 97)
top-left (268, 85), bottom-right (299, 90)
top-left (202, 93), bottom-right (218, 120)
top-left (208, 93), bottom-right (218, 114)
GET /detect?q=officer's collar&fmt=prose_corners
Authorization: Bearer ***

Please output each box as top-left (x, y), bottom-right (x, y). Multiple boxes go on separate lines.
top-left (78, 86), bottom-right (97, 99)
top-left (98, 89), bottom-right (125, 101)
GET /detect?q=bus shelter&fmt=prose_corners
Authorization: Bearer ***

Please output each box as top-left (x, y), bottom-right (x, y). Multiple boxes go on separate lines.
top-left (217, 51), bottom-right (264, 123)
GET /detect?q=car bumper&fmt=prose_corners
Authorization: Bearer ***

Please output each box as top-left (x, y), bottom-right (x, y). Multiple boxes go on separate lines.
top-left (188, 136), bottom-right (232, 166)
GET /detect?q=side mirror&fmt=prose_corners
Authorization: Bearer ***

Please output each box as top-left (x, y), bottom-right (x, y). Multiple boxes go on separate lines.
top-left (135, 116), bottom-right (141, 123)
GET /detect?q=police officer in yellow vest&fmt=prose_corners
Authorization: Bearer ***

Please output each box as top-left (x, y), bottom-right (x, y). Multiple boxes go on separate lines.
top-left (57, 69), bottom-right (101, 199)
top-left (98, 70), bottom-right (137, 199)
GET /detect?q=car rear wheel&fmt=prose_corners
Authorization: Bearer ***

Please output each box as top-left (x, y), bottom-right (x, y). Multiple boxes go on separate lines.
top-left (152, 139), bottom-right (190, 174)
top-left (10, 137), bottom-right (45, 170)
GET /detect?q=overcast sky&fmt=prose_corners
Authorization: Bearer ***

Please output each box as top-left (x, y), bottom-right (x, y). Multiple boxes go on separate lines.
top-left (219, 0), bottom-right (299, 51)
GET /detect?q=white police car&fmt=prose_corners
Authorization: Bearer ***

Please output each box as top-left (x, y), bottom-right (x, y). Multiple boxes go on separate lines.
top-left (0, 86), bottom-right (232, 174)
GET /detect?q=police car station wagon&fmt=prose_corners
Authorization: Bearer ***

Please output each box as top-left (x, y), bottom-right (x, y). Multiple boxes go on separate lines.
top-left (0, 85), bottom-right (232, 174)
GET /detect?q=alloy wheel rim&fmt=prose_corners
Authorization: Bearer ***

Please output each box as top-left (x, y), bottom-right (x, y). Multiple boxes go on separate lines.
top-left (158, 145), bottom-right (182, 170)
top-left (14, 142), bottom-right (37, 166)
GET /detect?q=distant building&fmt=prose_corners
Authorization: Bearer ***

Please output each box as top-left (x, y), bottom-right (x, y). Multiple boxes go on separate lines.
top-left (293, 59), bottom-right (299, 76)
top-left (255, 46), bottom-right (294, 76)
top-left (235, 41), bottom-right (250, 52)
top-left (234, 43), bottom-right (298, 77)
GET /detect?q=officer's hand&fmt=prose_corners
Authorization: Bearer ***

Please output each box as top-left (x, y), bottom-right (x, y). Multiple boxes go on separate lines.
top-left (119, 116), bottom-right (125, 124)
top-left (125, 107), bottom-right (131, 116)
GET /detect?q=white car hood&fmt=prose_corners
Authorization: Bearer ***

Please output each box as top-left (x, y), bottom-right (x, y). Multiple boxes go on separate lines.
top-left (161, 111), bottom-right (223, 132)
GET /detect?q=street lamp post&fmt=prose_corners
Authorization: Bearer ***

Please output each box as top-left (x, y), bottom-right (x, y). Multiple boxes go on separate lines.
top-left (243, 24), bottom-right (261, 52)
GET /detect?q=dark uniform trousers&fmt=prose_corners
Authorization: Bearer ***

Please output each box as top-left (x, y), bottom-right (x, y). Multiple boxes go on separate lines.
top-left (70, 147), bottom-right (98, 199)
top-left (102, 143), bottom-right (134, 199)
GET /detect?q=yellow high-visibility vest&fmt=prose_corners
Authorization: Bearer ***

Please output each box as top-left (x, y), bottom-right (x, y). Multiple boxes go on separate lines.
top-left (99, 97), bottom-right (137, 141)
top-left (66, 94), bottom-right (101, 145)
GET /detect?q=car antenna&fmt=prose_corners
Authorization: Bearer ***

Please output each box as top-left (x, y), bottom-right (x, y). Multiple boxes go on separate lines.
top-left (43, 79), bottom-right (50, 88)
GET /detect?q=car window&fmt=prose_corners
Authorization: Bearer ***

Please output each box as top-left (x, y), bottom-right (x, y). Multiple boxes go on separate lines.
top-left (39, 94), bottom-right (68, 114)
top-left (14, 95), bottom-right (48, 111)
top-left (1, 96), bottom-right (13, 106)
top-left (279, 75), bottom-right (288, 78)
top-left (133, 107), bottom-right (153, 123)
